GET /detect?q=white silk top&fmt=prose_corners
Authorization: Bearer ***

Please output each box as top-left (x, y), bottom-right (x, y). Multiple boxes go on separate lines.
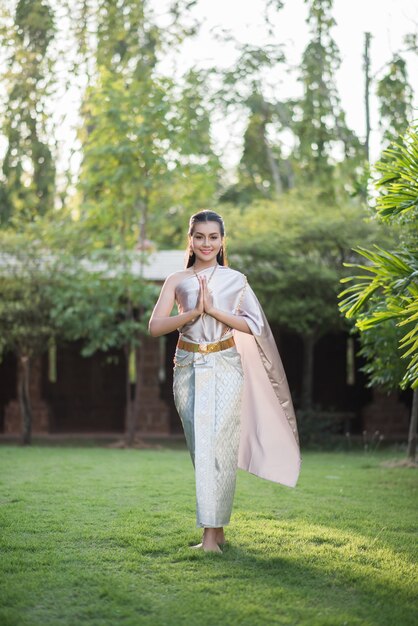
top-left (175, 264), bottom-right (301, 488)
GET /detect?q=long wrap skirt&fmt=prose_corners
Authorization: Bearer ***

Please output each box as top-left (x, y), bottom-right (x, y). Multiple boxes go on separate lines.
top-left (173, 345), bottom-right (244, 528)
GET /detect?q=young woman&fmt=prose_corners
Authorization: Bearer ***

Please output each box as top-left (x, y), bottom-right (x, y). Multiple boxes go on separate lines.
top-left (149, 210), bottom-right (300, 553)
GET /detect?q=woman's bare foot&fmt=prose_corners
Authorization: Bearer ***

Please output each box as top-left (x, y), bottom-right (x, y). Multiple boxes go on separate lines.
top-left (190, 528), bottom-right (223, 553)
top-left (203, 529), bottom-right (222, 552)
top-left (215, 527), bottom-right (225, 546)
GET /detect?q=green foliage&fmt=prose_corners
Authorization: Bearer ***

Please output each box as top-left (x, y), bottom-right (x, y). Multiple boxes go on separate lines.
top-left (77, 4), bottom-right (220, 250)
top-left (146, 69), bottom-right (221, 248)
top-left (231, 93), bottom-right (293, 202)
top-left (78, 66), bottom-right (172, 247)
top-left (0, 235), bottom-right (57, 358)
top-left (225, 191), bottom-right (380, 339)
top-left (296, 408), bottom-right (346, 446)
top-left (339, 125), bottom-right (418, 390)
top-left (50, 249), bottom-right (158, 356)
top-left (218, 43), bottom-right (286, 105)
top-left (340, 245), bottom-right (418, 388)
top-left (358, 322), bottom-right (408, 391)
top-left (0, 0), bottom-right (56, 224)
top-left (0, 231), bottom-right (158, 360)
top-left (293, 0), bottom-right (362, 188)
top-left (377, 55), bottom-right (414, 148)
top-left (95, 0), bottom-right (155, 72)
top-left (219, 0), bottom-right (364, 205)
top-left (374, 129), bottom-right (418, 222)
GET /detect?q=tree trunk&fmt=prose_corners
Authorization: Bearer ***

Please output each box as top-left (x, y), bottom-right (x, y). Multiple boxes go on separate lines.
top-left (407, 388), bottom-right (417, 461)
top-left (18, 354), bottom-right (33, 445)
top-left (265, 136), bottom-right (283, 195)
top-left (136, 196), bottom-right (148, 276)
top-left (363, 32), bottom-right (371, 162)
top-left (301, 334), bottom-right (315, 412)
top-left (133, 343), bottom-right (145, 429)
top-left (124, 344), bottom-right (135, 446)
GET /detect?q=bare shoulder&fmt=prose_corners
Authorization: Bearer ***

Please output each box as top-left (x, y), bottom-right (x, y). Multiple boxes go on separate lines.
top-left (164, 268), bottom-right (194, 290)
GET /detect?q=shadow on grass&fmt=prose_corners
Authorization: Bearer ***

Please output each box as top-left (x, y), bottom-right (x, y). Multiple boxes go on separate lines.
top-left (185, 548), bottom-right (411, 624)
top-left (161, 520), bottom-right (416, 626)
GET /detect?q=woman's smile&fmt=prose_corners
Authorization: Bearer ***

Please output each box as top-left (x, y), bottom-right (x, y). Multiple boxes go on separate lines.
top-left (190, 221), bottom-right (223, 265)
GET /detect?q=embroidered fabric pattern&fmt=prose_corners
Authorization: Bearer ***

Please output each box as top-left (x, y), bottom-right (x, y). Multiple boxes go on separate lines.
top-left (173, 348), bottom-right (244, 527)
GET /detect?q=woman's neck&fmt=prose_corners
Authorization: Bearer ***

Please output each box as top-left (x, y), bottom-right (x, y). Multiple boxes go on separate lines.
top-left (192, 260), bottom-right (218, 272)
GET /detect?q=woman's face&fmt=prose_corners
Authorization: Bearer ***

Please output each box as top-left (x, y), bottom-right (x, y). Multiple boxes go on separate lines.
top-left (190, 221), bottom-right (222, 264)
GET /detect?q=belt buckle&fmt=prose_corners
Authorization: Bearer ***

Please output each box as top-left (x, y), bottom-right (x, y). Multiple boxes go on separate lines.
top-left (199, 343), bottom-right (208, 353)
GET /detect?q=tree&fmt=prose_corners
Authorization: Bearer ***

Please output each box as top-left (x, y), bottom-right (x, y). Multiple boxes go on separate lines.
top-left (293, 0), bottom-right (362, 191)
top-left (79, 67), bottom-right (220, 250)
top-left (357, 321), bottom-right (408, 391)
top-left (0, 229), bottom-right (158, 444)
top-left (223, 91), bottom-right (294, 203)
top-left (211, 22), bottom-right (293, 204)
top-left (0, 0), bottom-right (56, 224)
top-left (71, 1), bottom-right (220, 444)
top-left (0, 234), bottom-right (58, 444)
top-left (225, 190), bottom-right (380, 412)
top-left (339, 124), bottom-right (418, 460)
top-left (363, 32), bottom-right (372, 162)
top-left (217, 0), bottom-right (363, 204)
top-left (62, 0), bottom-right (218, 250)
top-left (376, 54), bottom-right (414, 149)
top-left (49, 250), bottom-right (158, 445)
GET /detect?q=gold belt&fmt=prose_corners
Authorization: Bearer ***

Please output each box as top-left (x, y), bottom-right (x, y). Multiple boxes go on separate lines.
top-left (177, 337), bottom-right (235, 354)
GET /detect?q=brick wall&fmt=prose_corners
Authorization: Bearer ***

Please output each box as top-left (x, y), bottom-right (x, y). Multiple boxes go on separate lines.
top-left (134, 336), bottom-right (170, 434)
top-left (361, 388), bottom-right (410, 439)
top-left (4, 357), bottom-right (50, 434)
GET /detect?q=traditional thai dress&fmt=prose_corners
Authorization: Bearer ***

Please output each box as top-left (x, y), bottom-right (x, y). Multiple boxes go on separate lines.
top-left (173, 265), bottom-right (300, 528)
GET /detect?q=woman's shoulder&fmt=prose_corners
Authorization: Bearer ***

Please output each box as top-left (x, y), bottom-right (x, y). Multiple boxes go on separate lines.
top-left (165, 265), bottom-right (246, 288)
top-left (165, 268), bottom-right (194, 289)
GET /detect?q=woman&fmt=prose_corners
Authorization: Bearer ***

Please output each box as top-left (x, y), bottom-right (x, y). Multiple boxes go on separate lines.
top-left (149, 210), bottom-right (300, 553)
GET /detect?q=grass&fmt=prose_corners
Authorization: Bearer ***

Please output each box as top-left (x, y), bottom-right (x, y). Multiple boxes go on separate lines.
top-left (0, 444), bottom-right (417, 626)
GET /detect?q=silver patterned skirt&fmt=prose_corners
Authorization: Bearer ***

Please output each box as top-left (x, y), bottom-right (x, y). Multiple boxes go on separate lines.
top-left (173, 343), bottom-right (244, 528)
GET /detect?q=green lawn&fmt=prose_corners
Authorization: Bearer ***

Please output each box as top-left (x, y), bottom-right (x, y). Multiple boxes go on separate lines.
top-left (0, 444), bottom-right (416, 626)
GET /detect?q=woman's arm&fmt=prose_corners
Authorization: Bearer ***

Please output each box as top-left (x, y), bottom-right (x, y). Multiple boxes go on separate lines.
top-left (148, 274), bottom-right (203, 337)
top-left (200, 275), bottom-right (251, 334)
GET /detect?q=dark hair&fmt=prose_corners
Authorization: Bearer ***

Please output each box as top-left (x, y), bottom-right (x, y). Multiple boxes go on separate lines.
top-left (186, 210), bottom-right (228, 268)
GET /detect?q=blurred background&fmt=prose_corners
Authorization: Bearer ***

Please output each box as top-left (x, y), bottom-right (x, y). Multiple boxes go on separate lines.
top-left (0, 0), bottom-right (417, 448)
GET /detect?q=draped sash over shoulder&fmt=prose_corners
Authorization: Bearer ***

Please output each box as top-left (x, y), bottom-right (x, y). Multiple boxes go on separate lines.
top-left (175, 265), bottom-right (301, 488)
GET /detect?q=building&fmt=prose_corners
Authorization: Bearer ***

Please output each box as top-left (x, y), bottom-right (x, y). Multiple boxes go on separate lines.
top-left (0, 251), bottom-right (411, 441)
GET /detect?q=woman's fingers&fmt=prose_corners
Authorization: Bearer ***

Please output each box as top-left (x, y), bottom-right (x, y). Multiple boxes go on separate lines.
top-left (195, 275), bottom-right (213, 316)
top-left (196, 276), bottom-right (204, 313)
top-left (201, 276), bottom-right (213, 313)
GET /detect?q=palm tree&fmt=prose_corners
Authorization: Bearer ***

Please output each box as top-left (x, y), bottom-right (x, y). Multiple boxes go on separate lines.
top-left (339, 124), bottom-right (418, 461)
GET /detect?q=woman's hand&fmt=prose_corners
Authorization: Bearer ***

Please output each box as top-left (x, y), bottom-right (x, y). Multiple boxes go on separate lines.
top-left (201, 276), bottom-right (214, 315)
top-left (198, 275), bottom-right (251, 334)
top-left (193, 276), bottom-right (204, 317)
